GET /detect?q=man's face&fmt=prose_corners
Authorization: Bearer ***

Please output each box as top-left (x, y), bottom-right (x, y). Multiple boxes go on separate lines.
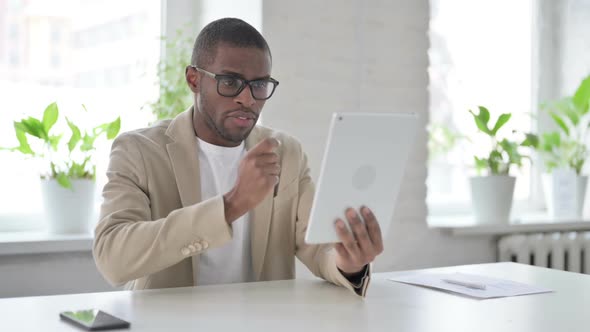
top-left (189, 43), bottom-right (272, 146)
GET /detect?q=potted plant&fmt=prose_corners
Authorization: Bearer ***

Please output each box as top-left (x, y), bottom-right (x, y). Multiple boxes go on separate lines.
top-left (1, 102), bottom-right (120, 233)
top-left (537, 74), bottom-right (590, 220)
top-left (468, 106), bottom-right (537, 224)
top-left (145, 28), bottom-right (194, 121)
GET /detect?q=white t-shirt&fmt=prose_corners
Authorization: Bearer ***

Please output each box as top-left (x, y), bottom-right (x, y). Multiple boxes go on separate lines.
top-left (193, 137), bottom-right (254, 286)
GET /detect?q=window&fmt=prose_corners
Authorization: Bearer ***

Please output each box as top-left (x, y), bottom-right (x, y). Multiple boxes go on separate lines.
top-left (9, 51), bottom-right (19, 65)
top-left (9, 23), bottom-right (18, 39)
top-left (51, 24), bottom-right (61, 42)
top-left (427, 0), bottom-right (534, 215)
top-left (0, 0), bottom-right (160, 230)
top-left (0, 0), bottom-right (266, 232)
top-left (51, 53), bottom-right (60, 67)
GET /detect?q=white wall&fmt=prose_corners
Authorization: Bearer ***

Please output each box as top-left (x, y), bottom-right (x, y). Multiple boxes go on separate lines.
top-left (560, 0), bottom-right (590, 95)
top-left (261, 0), bottom-right (497, 274)
top-left (0, 252), bottom-right (113, 298)
top-left (200, 0), bottom-right (262, 30)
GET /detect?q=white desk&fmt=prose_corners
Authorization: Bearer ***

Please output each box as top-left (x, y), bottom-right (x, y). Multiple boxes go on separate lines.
top-left (1, 262), bottom-right (588, 332)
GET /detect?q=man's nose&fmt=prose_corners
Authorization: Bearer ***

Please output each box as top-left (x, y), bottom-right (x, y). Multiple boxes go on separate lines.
top-left (234, 84), bottom-right (256, 107)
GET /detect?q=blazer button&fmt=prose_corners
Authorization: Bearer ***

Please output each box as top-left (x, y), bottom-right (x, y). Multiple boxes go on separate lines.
top-left (201, 241), bottom-right (209, 249)
top-left (188, 244), bottom-right (196, 252)
top-left (194, 243), bottom-right (203, 251)
top-left (181, 247), bottom-right (190, 256)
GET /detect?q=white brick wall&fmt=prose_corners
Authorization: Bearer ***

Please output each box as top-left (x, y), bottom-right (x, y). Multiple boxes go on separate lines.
top-left (560, 0), bottom-right (590, 95)
top-left (262, 0), bottom-right (496, 274)
top-left (536, 0), bottom-right (590, 124)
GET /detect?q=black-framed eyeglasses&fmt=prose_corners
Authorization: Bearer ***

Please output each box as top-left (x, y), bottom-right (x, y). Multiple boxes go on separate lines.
top-left (191, 66), bottom-right (279, 100)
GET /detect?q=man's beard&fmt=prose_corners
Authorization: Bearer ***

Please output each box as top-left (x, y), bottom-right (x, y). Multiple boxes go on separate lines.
top-left (198, 93), bottom-right (255, 144)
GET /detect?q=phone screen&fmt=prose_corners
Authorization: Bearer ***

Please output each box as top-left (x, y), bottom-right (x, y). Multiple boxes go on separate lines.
top-left (60, 309), bottom-right (130, 330)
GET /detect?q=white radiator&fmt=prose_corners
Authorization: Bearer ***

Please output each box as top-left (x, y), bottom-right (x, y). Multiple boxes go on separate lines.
top-left (498, 232), bottom-right (590, 274)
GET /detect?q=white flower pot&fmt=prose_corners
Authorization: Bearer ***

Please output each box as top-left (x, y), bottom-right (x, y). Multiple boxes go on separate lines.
top-left (40, 179), bottom-right (96, 234)
top-left (470, 175), bottom-right (516, 224)
top-left (542, 169), bottom-right (587, 220)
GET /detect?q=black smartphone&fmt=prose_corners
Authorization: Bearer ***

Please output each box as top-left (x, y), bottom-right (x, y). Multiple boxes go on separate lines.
top-left (59, 309), bottom-right (130, 331)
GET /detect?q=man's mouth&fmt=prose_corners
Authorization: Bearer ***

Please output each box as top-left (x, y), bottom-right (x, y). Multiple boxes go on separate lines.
top-left (227, 111), bottom-right (257, 128)
top-left (229, 111), bottom-right (257, 120)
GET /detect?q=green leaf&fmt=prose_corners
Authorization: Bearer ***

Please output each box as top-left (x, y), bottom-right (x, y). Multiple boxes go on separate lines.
top-left (82, 156), bottom-right (91, 168)
top-left (549, 111), bottom-right (570, 136)
top-left (541, 132), bottom-right (561, 152)
top-left (499, 139), bottom-right (521, 166)
top-left (48, 135), bottom-right (62, 151)
top-left (20, 117), bottom-right (47, 140)
top-left (478, 106), bottom-right (490, 124)
top-left (94, 117), bottom-right (121, 140)
top-left (489, 150), bottom-right (503, 161)
top-left (491, 113), bottom-right (511, 135)
top-left (105, 117), bottom-right (121, 139)
top-left (50, 162), bottom-right (57, 177)
top-left (571, 151), bottom-right (585, 174)
top-left (80, 134), bottom-right (96, 152)
top-left (68, 161), bottom-right (82, 177)
top-left (67, 157), bottom-right (92, 178)
top-left (564, 108), bottom-right (580, 126)
top-left (56, 172), bottom-right (72, 189)
top-left (13, 123), bottom-right (34, 155)
top-left (469, 108), bottom-right (492, 135)
top-left (66, 118), bottom-right (82, 153)
top-left (42, 102), bottom-right (59, 134)
top-left (521, 133), bottom-right (539, 148)
top-left (474, 156), bottom-right (487, 175)
top-left (556, 99), bottom-right (581, 126)
top-left (546, 160), bottom-right (558, 172)
top-left (572, 75), bottom-right (590, 113)
top-left (488, 150), bottom-right (504, 174)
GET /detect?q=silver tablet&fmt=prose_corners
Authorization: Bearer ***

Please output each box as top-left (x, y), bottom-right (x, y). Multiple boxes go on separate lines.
top-left (304, 112), bottom-right (419, 244)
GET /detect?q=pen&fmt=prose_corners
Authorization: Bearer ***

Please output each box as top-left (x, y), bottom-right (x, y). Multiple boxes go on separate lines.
top-left (441, 278), bottom-right (487, 290)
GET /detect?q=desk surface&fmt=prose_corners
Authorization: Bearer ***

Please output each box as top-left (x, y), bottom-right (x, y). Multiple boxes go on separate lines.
top-left (1, 262), bottom-right (588, 332)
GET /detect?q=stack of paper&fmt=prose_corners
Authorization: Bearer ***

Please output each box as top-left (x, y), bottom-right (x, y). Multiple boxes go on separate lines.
top-left (389, 272), bottom-right (553, 299)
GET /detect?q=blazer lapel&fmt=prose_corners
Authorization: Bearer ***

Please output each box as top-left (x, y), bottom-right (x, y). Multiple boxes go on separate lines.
top-left (246, 128), bottom-right (273, 281)
top-left (165, 107), bottom-right (202, 285)
top-left (165, 107), bottom-right (202, 208)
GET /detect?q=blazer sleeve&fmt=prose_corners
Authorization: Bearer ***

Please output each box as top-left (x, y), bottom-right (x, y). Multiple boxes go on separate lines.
top-left (293, 147), bottom-right (371, 296)
top-left (93, 133), bottom-right (232, 286)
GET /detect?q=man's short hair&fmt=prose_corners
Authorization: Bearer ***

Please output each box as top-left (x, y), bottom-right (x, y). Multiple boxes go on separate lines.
top-left (191, 18), bottom-right (271, 67)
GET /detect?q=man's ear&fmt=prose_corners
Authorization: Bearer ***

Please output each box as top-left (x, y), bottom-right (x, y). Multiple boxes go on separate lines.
top-left (185, 65), bottom-right (200, 93)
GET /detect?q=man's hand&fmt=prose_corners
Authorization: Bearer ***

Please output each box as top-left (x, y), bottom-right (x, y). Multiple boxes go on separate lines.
top-left (223, 138), bottom-right (280, 223)
top-left (334, 207), bottom-right (384, 275)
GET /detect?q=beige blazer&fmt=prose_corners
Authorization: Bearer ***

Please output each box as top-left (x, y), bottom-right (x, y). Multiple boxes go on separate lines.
top-left (93, 108), bottom-right (369, 295)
